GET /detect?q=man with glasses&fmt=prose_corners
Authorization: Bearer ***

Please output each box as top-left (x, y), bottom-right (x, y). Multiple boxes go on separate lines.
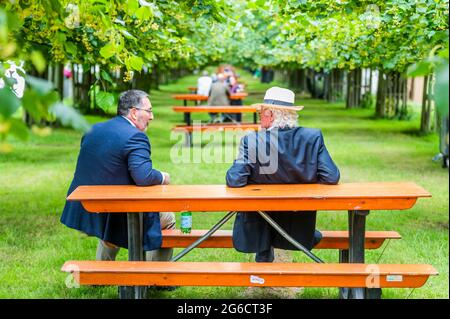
top-left (61, 89), bottom-right (174, 264)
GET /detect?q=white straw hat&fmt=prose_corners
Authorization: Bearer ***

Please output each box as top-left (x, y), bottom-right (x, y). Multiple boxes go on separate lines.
top-left (252, 87), bottom-right (304, 111)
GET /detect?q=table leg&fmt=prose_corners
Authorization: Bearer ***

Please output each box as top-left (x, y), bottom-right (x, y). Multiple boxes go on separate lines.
top-left (184, 132), bottom-right (193, 147)
top-left (348, 210), bottom-right (368, 299)
top-left (171, 211), bottom-right (236, 261)
top-left (338, 249), bottom-right (350, 299)
top-left (119, 213), bottom-right (146, 299)
top-left (186, 112), bottom-right (191, 126)
top-left (257, 211), bottom-right (324, 263)
top-left (182, 107), bottom-right (193, 148)
top-left (183, 100), bottom-right (189, 126)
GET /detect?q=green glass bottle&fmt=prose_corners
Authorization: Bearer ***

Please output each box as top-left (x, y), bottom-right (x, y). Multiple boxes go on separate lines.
top-left (180, 212), bottom-right (192, 234)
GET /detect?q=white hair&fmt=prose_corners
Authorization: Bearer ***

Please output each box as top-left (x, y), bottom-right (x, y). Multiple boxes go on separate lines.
top-left (266, 107), bottom-right (299, 129)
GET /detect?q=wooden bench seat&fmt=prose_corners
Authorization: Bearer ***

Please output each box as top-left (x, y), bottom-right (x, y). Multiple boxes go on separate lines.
top-left (173, 123), bottom-right (260, 132)
top-left (161, 230), bottom-right (401, 250)
top-left (62, 261), bottom-right (437, 288)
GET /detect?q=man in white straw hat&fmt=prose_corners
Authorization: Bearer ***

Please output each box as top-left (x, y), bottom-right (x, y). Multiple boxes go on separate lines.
top-left (226, 86), bottom-right (340, 262)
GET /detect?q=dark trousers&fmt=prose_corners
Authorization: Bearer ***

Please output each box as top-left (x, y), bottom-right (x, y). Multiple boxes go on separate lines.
top-left (255, 247), bottom-right (274, 262)
top-left (222, 99), bottom-right (243, 122)
top-left (254, 230), bottom-right (322, 262)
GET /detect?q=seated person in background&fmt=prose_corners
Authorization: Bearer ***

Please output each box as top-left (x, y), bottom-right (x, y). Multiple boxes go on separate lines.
top-left (197, 70), bottom-right (212, 97)
top-left (224, 75), bottom-right (242, 123)
top-left (223, 66), bottom-right (235, 84)
top-left (208, 73), bottom-right (230, 123)
top-left (226, 87), bottom-right (340, 262)
top-left (229, 76), bottom-right (239, 93)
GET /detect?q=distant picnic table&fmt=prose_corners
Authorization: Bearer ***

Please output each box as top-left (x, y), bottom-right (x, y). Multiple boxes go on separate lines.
top-left (173, 93), bottom-right (248, 106)
top-left (172, 93), bottom-right (253, 146)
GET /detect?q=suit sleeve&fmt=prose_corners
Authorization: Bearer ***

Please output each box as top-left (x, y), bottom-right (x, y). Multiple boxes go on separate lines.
top-left (226, 135), bottom-right (254, 187)
top-left (124, 132), bottom-right (164, 186)
top-left (317, 131), bottom-right (340, 184)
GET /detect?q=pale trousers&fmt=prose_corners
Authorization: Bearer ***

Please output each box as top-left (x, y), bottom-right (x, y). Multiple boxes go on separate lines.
top-left (96, 212), bottom-right (176, 261)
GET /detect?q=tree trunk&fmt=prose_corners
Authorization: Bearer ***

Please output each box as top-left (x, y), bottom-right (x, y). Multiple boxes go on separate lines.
top-left (151, 65), bottom-right (160, 90)
top-left (409, 77), bottom-right (415, 100)
top-left (86, 66), bottom-right (93, 112)
top-left (386, 72), bottom-right (393, 116)
top-left (299, 69), bottom-right (307, 94)
top-left (324, 71), bottom-right (331, 101)
top-left (71, 64), bottom-right (77, 105)
top-left (376, 70), bottom-right (408, 119)
top-left (24, 66), bottom-right (51, 126)
top-left (288, 69), bottom-right (295, 88)
top-left (376, 70), bottom-right (386, 118)
top-left (401, 75), bottom-right (408, 118)
top-left (360, 68), bottom-right (373, 108)
top-left (77, 65), bottom-right (92, 113)
top-left (420, 75), bottom-right (433, 133)
top-left (54, 63), bottom-right (64, 99)
top-left (393, 72), bottom-right (399, 115)
top-left (356, 68), bottom-right (362, 106)
top-left (346, 70), bottom-right (354, 108)
top-left (346, 68), bottom-right (363, 108)
top-left (311, 70), bottom-right (317, 98)
top-left (327, 69), bottom-right (344, 102)
top-left (132, 69), bottom-right (151, 92)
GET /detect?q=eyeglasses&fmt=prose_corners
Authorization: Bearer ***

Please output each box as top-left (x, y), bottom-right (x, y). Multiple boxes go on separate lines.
top-left (132, 107), bottom-right (153, 115)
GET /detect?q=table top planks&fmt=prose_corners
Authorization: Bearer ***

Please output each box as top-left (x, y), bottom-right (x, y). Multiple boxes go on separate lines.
top-left (67, 182), bottom-right (431, 213)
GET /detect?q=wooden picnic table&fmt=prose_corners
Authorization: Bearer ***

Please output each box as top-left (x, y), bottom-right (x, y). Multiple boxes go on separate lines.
top-left (172, 94), bottom-right (254, 147)
top-left (172, 105), bottom-right (259, 125)
top-left (173, 123), bottom-right (260, 132)
top-left (65, 182), bottom-right (433, 299)
top-left (173, 93), bottom-right (248, 106)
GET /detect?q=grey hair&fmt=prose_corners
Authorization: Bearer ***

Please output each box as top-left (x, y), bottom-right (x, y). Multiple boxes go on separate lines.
top-left (268, 107), bottom-right (299, 129)
top-left (117, 90), bottom-right (149, 116)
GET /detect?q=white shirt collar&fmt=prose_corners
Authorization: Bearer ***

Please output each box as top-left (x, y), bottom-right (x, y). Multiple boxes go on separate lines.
top-left (122, 116), bottom-right (136, 128)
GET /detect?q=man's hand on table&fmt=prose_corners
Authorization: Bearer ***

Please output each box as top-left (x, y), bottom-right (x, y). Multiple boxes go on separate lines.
top-left (161, 172), bottom-right (171, 185)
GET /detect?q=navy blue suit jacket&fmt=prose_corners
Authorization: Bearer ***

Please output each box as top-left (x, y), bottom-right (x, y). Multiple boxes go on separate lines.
top-left (61, 116), bottom-right (164, 251)
top-left (226, 127), bottom-right (340, 253)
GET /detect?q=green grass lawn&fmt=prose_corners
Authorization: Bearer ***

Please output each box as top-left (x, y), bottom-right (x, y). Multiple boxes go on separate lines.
top-left (0, 69), bottom-right (448, 299)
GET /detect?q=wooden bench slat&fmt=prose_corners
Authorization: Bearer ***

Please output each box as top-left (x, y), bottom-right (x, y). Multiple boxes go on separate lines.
top-left (172, 106), bottom-right (258, 113)
top-left (62, 261), bottom-right (437, 288)
top-left (173, 123), bottom-right (260, 132)
top-left (160, 230), bottom-right (401, 250)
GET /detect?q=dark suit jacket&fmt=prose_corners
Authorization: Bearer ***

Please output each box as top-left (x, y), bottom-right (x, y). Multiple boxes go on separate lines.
top-left (60, 116), bottom-right (164, 251)
top-left (226, 127), bottom-right (340, 253)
